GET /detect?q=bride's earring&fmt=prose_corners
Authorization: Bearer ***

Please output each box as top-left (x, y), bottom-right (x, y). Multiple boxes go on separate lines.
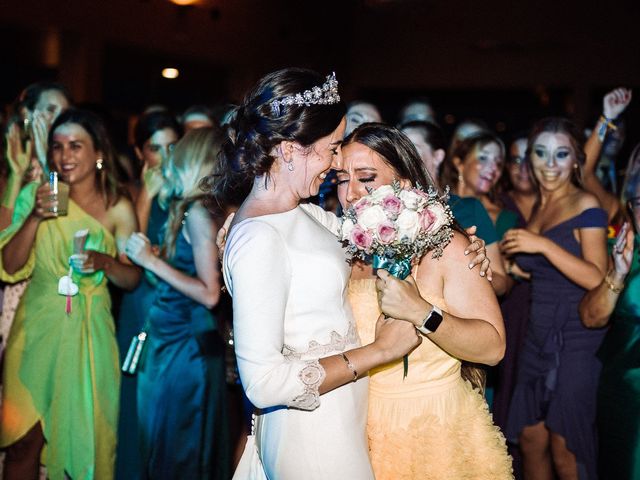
top-left (279, 145), bottom-right (294, 172)
top-left (285, 159), bottom-right (294, 172)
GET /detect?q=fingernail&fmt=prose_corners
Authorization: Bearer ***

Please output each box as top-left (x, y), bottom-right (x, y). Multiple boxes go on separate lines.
top-left (468, 263), bottom-right (473, 269)
top-left (464, 250), bottom-right (469, 255)
top-left (480, 271), bottom-right (485, 276)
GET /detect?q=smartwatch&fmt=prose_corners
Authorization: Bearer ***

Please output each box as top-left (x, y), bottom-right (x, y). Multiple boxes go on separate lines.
top-left (416, 305), bottom-right (443, 335)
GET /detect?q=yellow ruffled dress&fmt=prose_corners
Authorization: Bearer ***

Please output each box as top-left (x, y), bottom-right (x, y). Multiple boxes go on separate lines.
top-left (0, 183), bottom-right (120, 479)
top-left (348, 279), bottom-right (513, 480)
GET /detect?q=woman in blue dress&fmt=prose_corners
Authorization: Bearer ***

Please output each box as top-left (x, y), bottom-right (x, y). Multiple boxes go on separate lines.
top-left (501, 118), bottom-right (608, 480)
top-left (125, 127), bottom-right (229, 479)
top-left (115, 111), bottom-right (181, 479)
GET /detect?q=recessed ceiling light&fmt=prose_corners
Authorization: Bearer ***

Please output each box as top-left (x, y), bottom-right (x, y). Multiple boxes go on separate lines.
top-left (162, 68), bottom-right (180, 79)
top-left (168, 0), bottom-right (200, 5)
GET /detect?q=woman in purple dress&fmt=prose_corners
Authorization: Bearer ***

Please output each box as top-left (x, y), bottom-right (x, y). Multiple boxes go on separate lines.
top-left (501, 118), bottom-right (608, 480)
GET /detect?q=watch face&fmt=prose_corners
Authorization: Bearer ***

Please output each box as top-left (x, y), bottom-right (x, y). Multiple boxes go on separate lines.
top-left (424, 308), bottom-right (443, 333)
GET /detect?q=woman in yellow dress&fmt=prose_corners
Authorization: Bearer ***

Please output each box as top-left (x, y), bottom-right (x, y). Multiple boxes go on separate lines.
top-left (0, 109), bottom-right (140, 479)
top-left (336, 123), bottom-right (513, 479)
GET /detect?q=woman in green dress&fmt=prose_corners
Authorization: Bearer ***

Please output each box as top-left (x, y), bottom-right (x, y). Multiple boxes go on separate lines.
top-left (580, 144), bottom-right (640, 480)
top-left (0, 109), bottom-right (141, 480)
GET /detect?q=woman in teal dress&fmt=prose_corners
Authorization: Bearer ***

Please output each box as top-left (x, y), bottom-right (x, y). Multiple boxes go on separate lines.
top-left (400, 120), bottom-right (508, 296)
top-left (125, 127), bottom-right (229, 479)
top-left (580, 145), bottom-right (640, 479)
top-left (115, 111), bottom-right (180, 479)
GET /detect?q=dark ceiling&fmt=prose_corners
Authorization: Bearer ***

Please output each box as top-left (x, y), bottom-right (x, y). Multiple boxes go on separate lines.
top-left (1, 0), bottom-right (639, 130)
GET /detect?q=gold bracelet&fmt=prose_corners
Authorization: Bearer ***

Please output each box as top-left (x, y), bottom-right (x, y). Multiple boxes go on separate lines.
top-left (605, 272), bottom-right (624, 294)
top-left (341, 353), bottom-right (358, 381)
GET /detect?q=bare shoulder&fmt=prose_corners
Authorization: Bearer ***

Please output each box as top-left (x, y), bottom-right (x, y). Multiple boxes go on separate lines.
top-left (416, 230), bottom-right (469, 279)
top-left (186, 200), bottom-right (216, 238)
top-left (108, 196), bottom-right (136, 225)
top-left (187, 200), bottom-right (214, 221)
top-left (573, 190), bottom-right (601, 211)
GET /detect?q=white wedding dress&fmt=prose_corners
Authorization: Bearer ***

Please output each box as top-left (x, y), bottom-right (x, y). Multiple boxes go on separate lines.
top-left (224, 205), bottom-right (374, 480)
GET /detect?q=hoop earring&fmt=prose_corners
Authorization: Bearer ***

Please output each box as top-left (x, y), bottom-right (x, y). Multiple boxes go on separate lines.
top-left (96, 158), bottom-right (104, 170)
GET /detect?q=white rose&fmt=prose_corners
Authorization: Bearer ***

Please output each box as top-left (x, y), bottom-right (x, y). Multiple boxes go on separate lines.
top-left (358, 205), bottom-right (388, 231)
top-left (399, 189), bottom-right (426, 210)
top-left (341, 218), bottom-right (355, 241)
top-left (427, 203), bottom-right (448, 232)
top-left (369, 185), bottom-right (395, 203)
top-left (396, 209), bottom-right (421, 241)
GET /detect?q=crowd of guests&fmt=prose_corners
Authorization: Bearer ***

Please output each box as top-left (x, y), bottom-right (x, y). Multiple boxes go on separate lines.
top-left (0, 72), bottom-right (636, 480)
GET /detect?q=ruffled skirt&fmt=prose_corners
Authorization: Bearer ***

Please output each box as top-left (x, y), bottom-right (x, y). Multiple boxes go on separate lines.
top-left (367, 375), bottom-right (513, 480)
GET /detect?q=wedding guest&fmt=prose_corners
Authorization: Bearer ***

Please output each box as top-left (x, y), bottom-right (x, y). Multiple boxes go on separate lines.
top-left (181, 105), bottom-right (215, 132)
top-left (345, 100), bottom-right (382, 136)
top-left (0, 109), bottom-right (140, 480)
top-left (579, 139), bottom-right (640, 480)
top-left (114, 109), bottom-right (181, 480)
top-left (502, 117), bottom-right (608, 480)
top-left (336, 123), bottom-right (513, 479)
top-left (436, 129), bottom-right (512, 294)
top-left (491, 132), bottom-right (536, 422)
top-left (126, 127), bottom-right (230, 479)
top-left (397, 97), bottom-right (436, 125)
top-left (581, 88), bottom-right (632, 223)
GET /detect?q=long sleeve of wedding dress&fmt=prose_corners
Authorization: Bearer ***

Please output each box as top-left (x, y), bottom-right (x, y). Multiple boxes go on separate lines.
top-left (224, 219), bottom-right (326, 410)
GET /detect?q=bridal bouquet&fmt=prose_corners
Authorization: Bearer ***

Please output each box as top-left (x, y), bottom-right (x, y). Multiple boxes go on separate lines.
top-left (340, 181), bottom-right (455, 377)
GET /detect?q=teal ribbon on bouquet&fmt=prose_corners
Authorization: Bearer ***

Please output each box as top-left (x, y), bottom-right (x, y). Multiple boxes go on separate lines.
top-left (373, 254), bottom-right (412, 378)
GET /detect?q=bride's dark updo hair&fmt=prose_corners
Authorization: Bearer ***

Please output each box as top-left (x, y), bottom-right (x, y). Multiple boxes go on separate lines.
top-left (205, 68), bottom-right (345, 207)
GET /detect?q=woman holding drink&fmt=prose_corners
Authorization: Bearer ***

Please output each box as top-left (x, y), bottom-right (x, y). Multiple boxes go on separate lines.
top-left (0, 109), bottom-right (140, 480)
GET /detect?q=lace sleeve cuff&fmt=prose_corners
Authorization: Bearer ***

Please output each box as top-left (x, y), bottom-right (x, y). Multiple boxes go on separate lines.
top-left (288, 360), bottom-right (326, 411)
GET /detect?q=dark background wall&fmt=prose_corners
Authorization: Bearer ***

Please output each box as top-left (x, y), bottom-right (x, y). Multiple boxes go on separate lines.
top-left (1, 0), bottom-right (639, 152)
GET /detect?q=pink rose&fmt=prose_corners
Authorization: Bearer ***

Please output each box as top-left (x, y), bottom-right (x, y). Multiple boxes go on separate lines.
top-left (377, 221), bottom-right (397, 244)
top-left (354, 198), bottom-right (371, 215)
top-left (420, 208), bottom-right (436, 232)
top-left (350, 224), bottom-right (374, 250)
top-left (381, 195), bottom-right (403, 216)
top-left (422, 203), bottom-right (448, 233)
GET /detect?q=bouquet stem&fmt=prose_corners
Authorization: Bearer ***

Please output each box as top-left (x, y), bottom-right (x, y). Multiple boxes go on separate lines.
top-left (373, 254), bottom-right (412, 379)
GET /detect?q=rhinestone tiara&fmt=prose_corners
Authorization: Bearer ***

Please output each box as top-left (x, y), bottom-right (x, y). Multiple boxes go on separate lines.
top-left (270, 72), bottom-right (340, 117)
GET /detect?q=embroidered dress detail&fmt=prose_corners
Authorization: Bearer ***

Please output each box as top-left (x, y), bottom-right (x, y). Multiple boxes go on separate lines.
top-left (289, 360), bottom-right (327, 410)
top-left (283, 322), bottom-right (359, 360)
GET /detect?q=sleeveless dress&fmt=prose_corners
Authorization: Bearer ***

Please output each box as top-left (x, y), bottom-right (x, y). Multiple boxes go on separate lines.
top-left (115, 196), bottom-right (167, 480)
top-left (224, 206), bottom-right (373, 480)
top-left (349, 279), bottom-right (513, 480)
top-left (137, 226), bottom-right (229, 480)
top-left (506, 207), bottom-right (608, 480)
top-left (596, 235), bottom-right (640, 479)
top-left (492, 193), bottom-right (531, 433)
top-left (0, 191), bottom-right (120, 480)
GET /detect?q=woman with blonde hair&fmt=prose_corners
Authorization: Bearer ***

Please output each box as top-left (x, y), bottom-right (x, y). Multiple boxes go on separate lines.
top-left (126, 127), bottom-right (230, 479)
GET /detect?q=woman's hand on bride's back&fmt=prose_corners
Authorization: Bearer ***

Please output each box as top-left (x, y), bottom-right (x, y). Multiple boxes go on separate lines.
top-left (215, 212), bottom-right (235, 261)
top-left (374, 314), bottom-right (421, 362)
